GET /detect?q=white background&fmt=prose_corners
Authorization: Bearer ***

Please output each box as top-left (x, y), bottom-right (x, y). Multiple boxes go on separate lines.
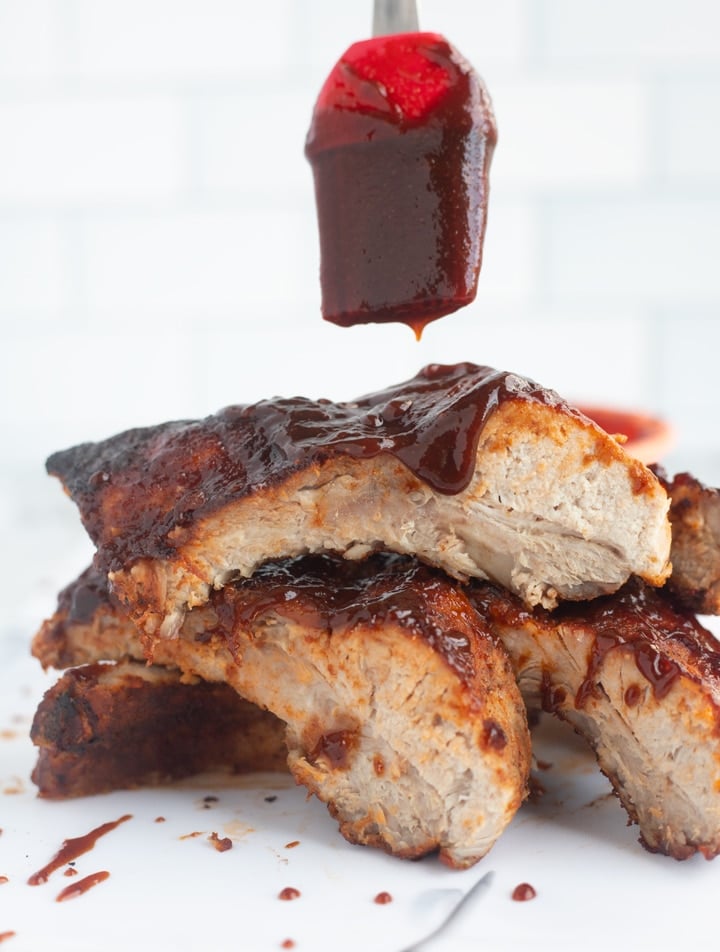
top-left (2, 0), bottom-right (720, 620)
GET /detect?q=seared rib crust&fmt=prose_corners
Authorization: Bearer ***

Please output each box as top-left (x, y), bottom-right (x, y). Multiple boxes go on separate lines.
top-left (470, 579), bottom-right (720, 859)
top-left (33, 555), bottom-right (531, 869)
top-left (31, 660), bottom-right (287, 798)
top-left (45, 364), bottom-right (670, 637)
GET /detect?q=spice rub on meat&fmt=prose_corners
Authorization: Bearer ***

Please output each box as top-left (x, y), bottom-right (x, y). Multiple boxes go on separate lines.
top-left (471, 578), bottom-right (720, 860)
top-left (31, 660), bottom-right (287, 798)
top-left (46, 363), bottom-right (671, 639)
top-left (33, 555), bottom-right (531, 869)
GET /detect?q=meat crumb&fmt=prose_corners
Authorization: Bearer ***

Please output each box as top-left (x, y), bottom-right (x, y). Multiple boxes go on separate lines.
top-left (208, 832), bottom-right (233, 852)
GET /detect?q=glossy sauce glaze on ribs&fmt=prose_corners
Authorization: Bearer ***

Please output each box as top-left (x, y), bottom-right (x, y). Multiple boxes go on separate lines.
top-left (46, 362), bottom-right (671, 639)
top-left (34, 549), bottom-right (720, 861)
top-left (33, 555), bottom-right (531, 869)
top-left (470, 578), bottom-right (720, 859)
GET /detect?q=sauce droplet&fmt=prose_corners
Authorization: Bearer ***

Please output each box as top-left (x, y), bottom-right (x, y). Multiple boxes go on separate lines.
top-left (373, 891), bottom-right (393, 904)
top-left (280, 941), bottom-right (295, 950)
top-left (278, 887), bottom-right (301, 901)
top-left (284, 840), bottom-right (300, 850)
top-left (56, 870), bottom-right (110, 903)
top-left (511, 882), bottom-right (537, 902)
top-left (0, 932), bottom-right (16, 944)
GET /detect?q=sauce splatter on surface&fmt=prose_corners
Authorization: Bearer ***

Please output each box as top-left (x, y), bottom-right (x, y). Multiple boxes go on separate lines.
top-left (56, 870), bottom-right (110, 903)
top-left (278, 887), bottom-right (301, 901)
top-left (284, 841), bottom-right (300, 850)
top-left (512, 883), bottom-right (537, 902)
top-left (373, 891), bottom-right (393, 905)
top-left (0, 931), bottom-right (15, 943)
top-left (28, 815), bottom-right (132, 885)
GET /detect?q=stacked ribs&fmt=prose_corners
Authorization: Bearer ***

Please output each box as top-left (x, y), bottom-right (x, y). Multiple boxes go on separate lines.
top-left (31, 362), bottom-right (720, 866)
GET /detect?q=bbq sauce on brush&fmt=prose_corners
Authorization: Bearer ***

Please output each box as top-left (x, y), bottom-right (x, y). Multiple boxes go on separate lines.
top-left (306, 33), bottom-right (496, 337)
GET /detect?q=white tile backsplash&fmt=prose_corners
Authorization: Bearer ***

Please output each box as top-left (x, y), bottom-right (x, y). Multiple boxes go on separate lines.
top-left (1, 0), bottom-right (720, 480)
top-left (0, 217), bottom-right (67, 319)
top-left (658, 78), bottom-right (720, 184)
top-left (491, 79), bottom-right (648, 189)
top-left (0, 0), bottom-right (56, 80)
top-left (544, 197), bottom-right (720, 302)
top-left (538, 0), bottom-right (720, 65)
top-left (60, 0), bottom-right (296, 79)
top-left (0, 96), bottom-right (187, 205)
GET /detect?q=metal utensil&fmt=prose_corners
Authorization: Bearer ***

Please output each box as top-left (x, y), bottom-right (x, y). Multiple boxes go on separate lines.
top-left (373, 0), bottom-right (419, 36)
top-left (398, 870), bottom-right (495, 951)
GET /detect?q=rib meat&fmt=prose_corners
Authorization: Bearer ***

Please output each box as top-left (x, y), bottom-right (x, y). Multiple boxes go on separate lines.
top-left (33, 554), bottom-right (531, 869)
top-left (31, 660), bottom-right (287, 798)
top-left (652, 468), bottom-right (720, 614)
top-left (470, 578), bottom-right (720, 859)
top-left (35, 553), bottom-right (720, 860)
top-left (45, 363), bottom-right (671, 638)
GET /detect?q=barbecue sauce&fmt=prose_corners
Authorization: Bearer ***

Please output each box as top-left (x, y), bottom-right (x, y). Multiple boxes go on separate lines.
top-left (27, 815), bottom-right (132, 885)
top-left (511, 882), bottom-right (536, 901)
top-left (305, 33), bottom-right (496, 337)
top-left (212, 552), bottom-right (486, 683)
top-left (55, 870), bottom-right (110, 902)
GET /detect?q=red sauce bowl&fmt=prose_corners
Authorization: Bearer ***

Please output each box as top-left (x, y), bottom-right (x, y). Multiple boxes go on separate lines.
top-left (576, 405), bottom-right (675, 465)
